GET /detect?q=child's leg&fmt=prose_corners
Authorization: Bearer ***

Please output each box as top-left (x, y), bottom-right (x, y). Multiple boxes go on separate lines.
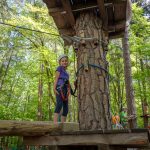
top-left (61, 101), bottom-right (68, 123)
top-left (54, 94), bottom-right (63, 123)
top-left (54, 113), bottom-right (59, 123)
top-left (61, 116), bottom-right (66, 123)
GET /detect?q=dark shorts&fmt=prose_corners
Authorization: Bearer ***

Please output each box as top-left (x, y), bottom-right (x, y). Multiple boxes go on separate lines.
top-left (54, 86), bottom-right (68, 117)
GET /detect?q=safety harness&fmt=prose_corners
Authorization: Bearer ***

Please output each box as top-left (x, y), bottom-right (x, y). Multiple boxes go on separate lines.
top-left (56, 78), bottom-right (70, 101)
top-left (57, 78), bottom-right (77, 101)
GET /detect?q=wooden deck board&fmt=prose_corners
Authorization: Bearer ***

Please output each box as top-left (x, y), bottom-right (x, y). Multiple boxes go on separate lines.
top-left (23, 130), bottom-right (150, 147)
top-left (0, 120), bottom-right (79, 136)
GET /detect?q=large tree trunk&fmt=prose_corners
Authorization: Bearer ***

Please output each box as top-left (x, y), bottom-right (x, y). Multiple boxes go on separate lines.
top-left (122, 26), bottom-right (137, 128)
top-left (75, 12), bottom-right (111, 130)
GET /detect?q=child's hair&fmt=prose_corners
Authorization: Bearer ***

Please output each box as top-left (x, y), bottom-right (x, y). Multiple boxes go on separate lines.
top-left (58, 54), bottom-right (68, 62)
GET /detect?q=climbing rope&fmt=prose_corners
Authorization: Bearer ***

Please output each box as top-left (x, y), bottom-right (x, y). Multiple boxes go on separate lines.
top-left (88, 63), bottom-right (108, 73)
top-left (70, 62), bottom-right (109, 96)
top-left (76, 63), bottom-right (109, 76)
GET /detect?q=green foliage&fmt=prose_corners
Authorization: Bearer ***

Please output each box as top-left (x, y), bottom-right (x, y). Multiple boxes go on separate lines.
top-left (0, 2), bottom-right (59, 121)
top-left (107, 41), bottom-right (125, 114)
top-left (108, 4), bottom-right (150, 127)
top-left (131, 4), bottom-right (150, 121)
top-left (0, 0), bottom-right (78, 124)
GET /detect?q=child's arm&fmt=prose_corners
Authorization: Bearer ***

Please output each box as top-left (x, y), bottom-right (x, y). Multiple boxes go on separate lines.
top-left (53, 71), bottom-right (60, 95)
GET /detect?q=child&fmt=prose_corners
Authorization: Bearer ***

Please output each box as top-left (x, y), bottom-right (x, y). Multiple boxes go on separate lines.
top-left (120, 107), bottom-right (128, 128)
top-left (53, 54), bottom-right (70, 123)
top-left (112, 113), bottom-right (123, 129)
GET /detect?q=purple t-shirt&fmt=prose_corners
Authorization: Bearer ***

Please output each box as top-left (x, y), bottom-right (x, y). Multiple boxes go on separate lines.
top-left (56, 66), bottom-right (69, 86)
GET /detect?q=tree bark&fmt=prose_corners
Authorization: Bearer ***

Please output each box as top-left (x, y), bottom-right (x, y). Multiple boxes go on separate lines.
top-left (75, 12), bottom-right (111, 130)
top-left (140, 59), bottom-right (148, 128)
top-left (44, 60), bottom-right (55, 121)
top-left (37, 63), bottom-right (44, 121)
top-left (0, 49), bottom-right (13, 91)
top-left (122, 26), bottom-right (137, 128)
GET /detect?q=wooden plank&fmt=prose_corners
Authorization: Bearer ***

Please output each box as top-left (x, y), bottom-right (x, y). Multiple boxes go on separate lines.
top-left (72, 2), bottom-right (113, 12)
top-left (0, 120), bottom-right (79, 136)
top-left (72, 3), bottom-right (113, 12)
top-left (23, 132), bottom-right (149, 147)
top-left (51, 14), bottom-right (68, 29)
top-left (49, 7), bottom-right (64, 14)
top-left (106, 0), bottom-right (127, 4)
top-left (24, 134), bottom-right (108, 145)
top-left (109, 31), bottom-right (124, 39)
top-left (43, 0), bottom-right (57, 8)
top-left (72, 3), bottom-right (98, 12)
top-left (108, 20), bottom-right (126, 32)
top-left (61, 0), bottom-right (75, 27)
top-left (107, 6), bottom-right (114, 25)
top-left (59, 28), bottom-right (75, 35)
top-left (49, 3), bottom-right (113, 13)
top-left (114, 2), bottom-right (126, 21)
top-left (115, 21), bottom-right (126, 30)
top-left (97, 0), bottom-right (108, 30)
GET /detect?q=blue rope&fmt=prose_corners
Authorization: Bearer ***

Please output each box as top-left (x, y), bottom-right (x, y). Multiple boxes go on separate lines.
top-left (76, 63), bottom-right (108, 76)
top-left (88, 63), bottom-right (108, 73)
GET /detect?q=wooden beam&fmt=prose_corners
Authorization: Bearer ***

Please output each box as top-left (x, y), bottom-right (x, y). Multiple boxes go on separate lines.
top-left (43, 0), bottom-right (56, 8)
top-left (24, 130), bottom-right (150, 147)
top-left (72, 4), bottom-right (98, 12)
top-left (115, 20), bottom-right (126, 29)
top-left (48, 3), bottom-right (113, 14)
top-left (108, 20), bottom-right (126, 32)
top-left (60, 0), bottom-right (75, 27)
top-left (59, 28), bottom-right (75, 35)
top-left (109, 31), bottom-right (125, 39)
top-left (49, 7), bottom-right (64, 14)
top-left (0, 120), bottom-right (79, 136)
top-left (107, 0), bottom-right (127, 4)
top-left (72, 3), bottom-right (113, 12)
top-left (24, 134), bottom-right (108, 145)
top-left (97, 0), bottom-right (108, 30)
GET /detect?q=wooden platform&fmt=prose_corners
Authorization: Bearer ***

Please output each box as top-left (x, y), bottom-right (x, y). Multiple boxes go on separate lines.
top-left (43, 0), bottom-right (128, 44)
top-left (0, 120), bottom-right (79, 136)
top-left (0, 120), bottom-right (150, 148)
top-left (24, 129), bottom-right (150, 148)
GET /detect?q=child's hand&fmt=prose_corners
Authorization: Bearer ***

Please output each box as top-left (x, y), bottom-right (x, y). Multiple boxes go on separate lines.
top-left (74, 80), bottom-right (77, 88)
top-left (54, 88), bottom-right (59, 95)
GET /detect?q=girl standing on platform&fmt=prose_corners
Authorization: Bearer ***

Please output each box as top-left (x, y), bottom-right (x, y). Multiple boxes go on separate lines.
top-left (53, 54), bottom-right (70, 123)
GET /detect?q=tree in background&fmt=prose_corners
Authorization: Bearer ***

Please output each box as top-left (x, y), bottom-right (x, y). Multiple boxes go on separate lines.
top-left (122, 0), bottom-right (137, 128)
top-left (130, 3), bottom-right (150, 127)
top-left (108, 42), bottom-right (125, 114)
